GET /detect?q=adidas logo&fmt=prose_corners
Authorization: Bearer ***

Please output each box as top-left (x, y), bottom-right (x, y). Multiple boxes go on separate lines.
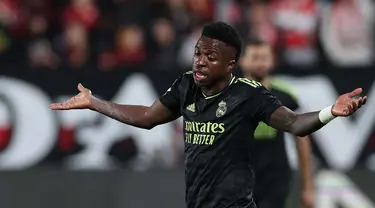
top-left (186, 103), bottom-right (195, 112)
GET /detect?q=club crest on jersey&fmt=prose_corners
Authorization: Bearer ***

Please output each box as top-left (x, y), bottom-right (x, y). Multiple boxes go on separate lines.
top-left (216, 101), bottom-right (227, 117)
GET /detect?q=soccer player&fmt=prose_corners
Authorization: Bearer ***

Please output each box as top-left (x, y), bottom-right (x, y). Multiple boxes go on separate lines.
top-left (50, 22), bottom-right (367, 208)
top-left (239, 39), bottom-right (314, 208)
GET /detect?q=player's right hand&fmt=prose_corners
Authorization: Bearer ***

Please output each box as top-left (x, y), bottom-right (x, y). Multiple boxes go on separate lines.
top-left (50, 83), bottom-right (93, 110)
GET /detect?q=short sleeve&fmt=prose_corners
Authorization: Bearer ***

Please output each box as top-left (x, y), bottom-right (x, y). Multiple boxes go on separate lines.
top-left (159, 76), bottom-right (182, 115)
top-left (246, 86), bottom-right (283, 124)
top-left (285, 95), bottom-right (299, 111)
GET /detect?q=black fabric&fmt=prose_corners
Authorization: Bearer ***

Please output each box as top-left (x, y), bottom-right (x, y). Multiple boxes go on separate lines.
top-left (253, 83), bottom-right (300, 208)
top-left (159, 72), bottom-right (283, 208)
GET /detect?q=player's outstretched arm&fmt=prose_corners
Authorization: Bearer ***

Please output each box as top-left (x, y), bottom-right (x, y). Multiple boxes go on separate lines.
top-left (268, 88), bottom-right (367, 136)
top-left (50, 84), bottom-right (178, 129)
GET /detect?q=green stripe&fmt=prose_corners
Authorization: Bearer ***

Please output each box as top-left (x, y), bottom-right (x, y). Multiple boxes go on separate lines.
top-left (237, 78), bottom-right (262, 88)
top-left (185, 71), bottom-right (193, 74)
top-left (270, 77), bottom-right (298, 102)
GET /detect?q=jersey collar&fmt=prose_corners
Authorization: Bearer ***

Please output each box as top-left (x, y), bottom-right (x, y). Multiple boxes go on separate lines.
top-left (202, 74), bottom-right (236, 99)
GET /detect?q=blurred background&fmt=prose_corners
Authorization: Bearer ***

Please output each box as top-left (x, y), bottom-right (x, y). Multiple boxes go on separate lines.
top-left (0, 0), bottom-right (374, 207)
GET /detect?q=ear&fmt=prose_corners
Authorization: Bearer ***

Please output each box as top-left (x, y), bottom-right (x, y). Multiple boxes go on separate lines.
top-left (227, 60), bottom-right (236, 73)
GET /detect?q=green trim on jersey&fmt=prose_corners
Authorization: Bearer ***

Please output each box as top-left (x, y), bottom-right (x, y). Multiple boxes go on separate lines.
top-left (185, 71), bottom-right (193, 74)
top-left (254, 78), bottom-right (298, 140)
top-left (269, 77), bottom-right (298, 102)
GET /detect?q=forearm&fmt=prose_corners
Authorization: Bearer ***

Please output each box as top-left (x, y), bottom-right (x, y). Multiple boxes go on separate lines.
top-left (295, 136), bottom-right (314, 190)
top-left (90, 97), bottom-right (152, 129)
top-left (269, 107), bottom-right (326, 137)
top-left (291, 111), bottom-right (325, 136)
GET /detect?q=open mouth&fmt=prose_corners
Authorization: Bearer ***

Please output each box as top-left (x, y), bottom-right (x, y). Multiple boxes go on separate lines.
top-left (193, 71), bottom-right (207, 81)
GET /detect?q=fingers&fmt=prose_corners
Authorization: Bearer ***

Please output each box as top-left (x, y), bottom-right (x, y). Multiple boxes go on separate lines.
top-left (349, 88), bottom-right (363, 97)
top-left (50, 97), bottom-right (76, 110)
top-left (77, 83), bottom-right (92, 94)
top-left (346, 96), bottom-right (367, 115)
top-left (354, 96), bottom-right (367, 109)
top-left (363, 96), bottom-right (367, 105)
top-left (50, 102), bottom-right (68, 110)
top-left (78, 83), bottom-right (85, 92)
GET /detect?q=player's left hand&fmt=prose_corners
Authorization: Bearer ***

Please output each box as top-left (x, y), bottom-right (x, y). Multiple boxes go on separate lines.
top-left (300, 189), bottom-right (315, 208)
top-left (332, 88), bottom-right (367, 117)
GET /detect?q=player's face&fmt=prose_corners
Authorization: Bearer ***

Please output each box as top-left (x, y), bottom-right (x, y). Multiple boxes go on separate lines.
top-left (193, 37), bottom-right (234, 87)
top-left (240, 45), bottom-right (273, 81)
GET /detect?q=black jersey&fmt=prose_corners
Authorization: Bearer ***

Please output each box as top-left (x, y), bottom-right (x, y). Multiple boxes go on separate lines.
top-left (159, 72), bottom-right (283, 208)
top-left (252, 78), bottom-right (299, 195)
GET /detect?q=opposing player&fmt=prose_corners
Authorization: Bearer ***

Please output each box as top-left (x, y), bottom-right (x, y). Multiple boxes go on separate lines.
top-left (50, 22), bottom-right (367, 208)
top-left (239, 39), bottom-right (313, 208)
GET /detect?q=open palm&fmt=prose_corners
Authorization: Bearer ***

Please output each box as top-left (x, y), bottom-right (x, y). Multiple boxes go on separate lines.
top-left (332, 88), bottom-right (367, 117)
top-left (50, 83), bottom-right (93, 110)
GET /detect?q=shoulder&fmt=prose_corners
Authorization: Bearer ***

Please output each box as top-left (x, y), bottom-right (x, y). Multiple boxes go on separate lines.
top-left (232, 77), bottom-right (271, 98)
top-left (233, 77), bottom-right (263, 91)
top-left (269, 77), bottom-right (298, 102)
top-left (180, 70), bottom-right (194, 83)
top-left (171, 70), bottom-right (195, 88)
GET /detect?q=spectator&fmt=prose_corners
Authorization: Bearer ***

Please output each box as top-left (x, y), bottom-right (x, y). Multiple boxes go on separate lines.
top-left (151, 18), bottom-right (178, 70)
top-left (114, 25), bottom-right (146, 66)
top-left (320, 0), bottom-right (374, 67)
top-left (55, 22), bottom-right (89, 68)
top-left (63, 0), bottom-right (99, 30)
top-left (270, 0), bottom-right (319, 66)
top-left (166, 0), bottom-right (191, 35)
top-left (27, 15), bottom-right (58, 68)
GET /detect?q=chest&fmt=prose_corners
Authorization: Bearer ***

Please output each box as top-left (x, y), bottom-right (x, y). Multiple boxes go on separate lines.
top-left (181, 92), bottom-right (247, 123)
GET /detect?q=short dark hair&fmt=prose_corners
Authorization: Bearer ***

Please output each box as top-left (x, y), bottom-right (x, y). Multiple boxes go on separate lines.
top-left (201, 22), bottom-right (242, 61)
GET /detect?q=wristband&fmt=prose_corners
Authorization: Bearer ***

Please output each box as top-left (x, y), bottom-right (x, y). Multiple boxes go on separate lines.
top-left (318, 105), bottom-right (336, 124)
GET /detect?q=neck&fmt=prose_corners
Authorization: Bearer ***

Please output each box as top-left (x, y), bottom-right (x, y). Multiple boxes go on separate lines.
top-left (201, 74), bottom-right (233, 97)
top-left (244, 73), bottom-right (269, 89)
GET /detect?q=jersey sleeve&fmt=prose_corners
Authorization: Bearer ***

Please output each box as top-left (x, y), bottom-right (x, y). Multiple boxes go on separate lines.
top-left (285, 94), bottom-right (299, 111)
top-left (246, 86), bottom-right (283, 124)
top-left (159, 76), bottom-right (182, 115)
top-left (269, 77), bottom-right (299, 111)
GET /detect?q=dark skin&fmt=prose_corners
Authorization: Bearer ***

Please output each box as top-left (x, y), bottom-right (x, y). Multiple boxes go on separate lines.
top-left (50, 36), bottom-right (367, 136)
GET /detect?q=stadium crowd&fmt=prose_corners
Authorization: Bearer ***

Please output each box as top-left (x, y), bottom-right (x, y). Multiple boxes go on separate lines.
top-left (0, 0), bottom-right (373, 71)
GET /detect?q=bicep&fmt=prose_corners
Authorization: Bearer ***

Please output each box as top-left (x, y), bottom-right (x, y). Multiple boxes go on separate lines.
top-left (267, 106), bottom-right (297, 133)
top-left (146, 99), bottom-right (180, 128)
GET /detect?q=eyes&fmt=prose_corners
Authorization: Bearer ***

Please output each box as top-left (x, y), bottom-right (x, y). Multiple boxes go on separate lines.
top-left (194, 48), bottom-right (217, 62)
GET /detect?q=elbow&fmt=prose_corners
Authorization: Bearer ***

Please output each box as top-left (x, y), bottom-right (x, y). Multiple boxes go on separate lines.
top-left (295, 132), bottom-right (309, 137)
top-left (140, 119), bottom-right (157, 130)
top-left (143, 124), bottom-right (155, 130)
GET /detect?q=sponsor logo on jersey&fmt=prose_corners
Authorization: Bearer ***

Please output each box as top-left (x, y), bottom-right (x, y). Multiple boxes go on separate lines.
top-left (186, 103), bottom-right (195, 112)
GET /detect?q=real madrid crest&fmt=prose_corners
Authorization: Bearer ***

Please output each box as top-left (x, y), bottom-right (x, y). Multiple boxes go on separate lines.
top-left (216, 100), bottom-right (227, 117)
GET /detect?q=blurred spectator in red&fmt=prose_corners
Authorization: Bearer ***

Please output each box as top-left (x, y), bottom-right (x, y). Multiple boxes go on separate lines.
top-left (55, 22), bottom-right (89, 68)
top-left (234, 1), bottom-right (279, 62)
top-left (187, 0), bottom-right (215, 22)
top-left (114, 25), bottom-right (146, 66)
top-left (63, 0), bottom-right (99, 30)
top-left (270, 0), bottom-right (319, 66)
top-left (0, 0), bottom-right (21, 56)
top-left (249, 2), bottom-right (279, 49)
top-left (0, 0), bottom-right (27, 36)
top-left (320, 0), bottom-right (374, 67)
top-left (27, 14), bottom-right (58, 68)
top-left (151, 18), bottom-right (178, 70)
